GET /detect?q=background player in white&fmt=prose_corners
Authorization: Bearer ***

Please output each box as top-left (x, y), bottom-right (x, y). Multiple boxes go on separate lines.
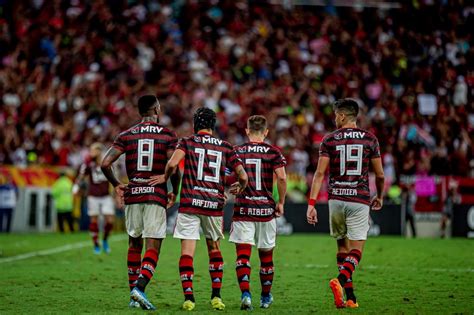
top-left (306, 99), bottom-right (385, 309)
top-left (74, 143), bottom-right (115, 254)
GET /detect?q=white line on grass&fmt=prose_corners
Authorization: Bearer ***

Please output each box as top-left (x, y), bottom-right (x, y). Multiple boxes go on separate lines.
top-left (293, 263), bottom-right (474, 273)
top-left (0, 234), bottom-right (128, 264)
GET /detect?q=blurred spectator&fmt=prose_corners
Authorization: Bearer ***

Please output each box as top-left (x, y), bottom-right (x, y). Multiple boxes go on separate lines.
top-left (0, 1), bottom-right (472, 191)
top-left (51, 171), bottom-right (75, 233)
top-left (440, 181), bottom-right (461, 238)
top-left (0, 174), bottom-right (17, 233)
top-left (401, 184), bottom-right (417, 238)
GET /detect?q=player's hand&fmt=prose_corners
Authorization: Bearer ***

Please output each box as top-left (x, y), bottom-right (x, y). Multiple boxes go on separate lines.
top-left (275, 202), bottom-right (284, 217)
top-left (148, 175), bottom-right (166, 186)
top-left (166, 192), bottom-right (177, 209)
top-left (229, 182), bottom-right (244, 195)
top-left (114, 184), bottom-right (126, 209)
top-left (371, 196), bottom-right (383, 211)
top-left (306, 205), bottom-right (318, 225)
top-left (72, 184), bottom-right (80, 195)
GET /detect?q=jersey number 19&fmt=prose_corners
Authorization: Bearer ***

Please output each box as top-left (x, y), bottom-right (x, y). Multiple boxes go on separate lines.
top-left (335, 144), bottom-right (363, 176)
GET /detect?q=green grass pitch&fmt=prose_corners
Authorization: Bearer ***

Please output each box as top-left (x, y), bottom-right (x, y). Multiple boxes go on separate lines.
top-left (0, 233), bottom-right (473, 314)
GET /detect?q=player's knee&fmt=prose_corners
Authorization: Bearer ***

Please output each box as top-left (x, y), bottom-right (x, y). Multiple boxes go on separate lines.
top-left (206, 239), bottom-right (220, 252)
top-left (129, 236), bottom-right (143, 249)
top-left (89, 216), bottom-right (98, 224)
top-left (258, 247), bottom-right (274, 255)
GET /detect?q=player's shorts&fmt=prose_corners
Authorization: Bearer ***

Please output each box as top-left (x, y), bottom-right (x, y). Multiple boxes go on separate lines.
top-left (125, 204), bottom-right (167, 239)
top-left (87, 196), bottom-right (115, 216)
top-left (173, 213), bottom-right (224, 241)
top-left (229, 219), bottom-right (276, 249)
top-left (329, 199), bottom-right (370, 241)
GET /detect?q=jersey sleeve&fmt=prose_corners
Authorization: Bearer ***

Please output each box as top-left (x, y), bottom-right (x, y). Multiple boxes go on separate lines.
top-left (370, 137), bottom-right (381, 158)
top-left (175, 137), bottom-right (187, 154)
top-left (227, 146), bottom-right (243, 171)
top-left (272, 149), bottom-right (287, 170)
top-left (112, 133), bottom-right (125, 152)
top-left (319, 136), bottom-right (330, 157)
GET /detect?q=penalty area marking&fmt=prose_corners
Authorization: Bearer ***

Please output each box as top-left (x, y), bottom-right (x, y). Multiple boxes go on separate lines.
top-left (0, 234), bottom-right (128, 264)
top-left (292, 263), bottom-right (474, 273)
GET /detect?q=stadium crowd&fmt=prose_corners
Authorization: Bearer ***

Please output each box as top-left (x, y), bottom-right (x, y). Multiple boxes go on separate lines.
top-left (0, 0), bottom-right (473, 195)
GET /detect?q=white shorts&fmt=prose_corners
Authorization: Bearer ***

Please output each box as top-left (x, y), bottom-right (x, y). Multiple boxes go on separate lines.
top-left (87, 196), bottom-right (115, 216)
top-left (125, 204), bottom-right (167, 239)
top-left (229, 219), bottom-right (276, 249)
top-left (329, 199), bottom-right (370, 241)
top-left (173, 213), bottom-right (224, 241)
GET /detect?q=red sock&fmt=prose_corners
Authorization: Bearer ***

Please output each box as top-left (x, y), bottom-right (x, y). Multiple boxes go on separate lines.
top-left (259, 249), bottom-right (274, 297)
top-left (128, 247), bottom-right (142, 291)
top-left (89, 222), bottom-right (99, 247)
top-left (209, 250), bottom-right (224, 298)
top-left (103, 222), bottom-right (113, 241)
top-left (236, 244), bottom-right (252, 293)
top-left (338, 249), bottom-right (362, 286)
top-left (179, 255), bottom-right (195, 302)
top-left (136, 248), bottom-right (159, 292)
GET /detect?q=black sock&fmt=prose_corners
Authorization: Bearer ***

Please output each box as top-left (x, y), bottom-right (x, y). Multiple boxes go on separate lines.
top-left (136, 278), bottom-right (148, 292)
top-left (211, 288), bottom-right (221, 299)
top-left (345, 287), bottom-right (356, 302)
top-left (185, 295), bottom-right (195, 302)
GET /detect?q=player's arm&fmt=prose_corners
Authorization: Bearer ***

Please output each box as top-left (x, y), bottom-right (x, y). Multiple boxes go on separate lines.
top-left (370, 157), bottom-right (385, 211)
top-left (306, 156), bottom-right (330, 225)
top-left (72, 165), bottom-right (86, 195)
top-left (148, 149), bottom-right (185, 186)
top-left (229, 164), bottom-right (248, 195)
top-left (101, 146), bottom-right (126, 207)
top-left (274, 166), bottom-right (287, 217)
top-left (166, 148), bottom-right (182, 208)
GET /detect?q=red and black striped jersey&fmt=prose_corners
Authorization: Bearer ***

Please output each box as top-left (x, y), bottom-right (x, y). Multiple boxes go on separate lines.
top-left (112, 121), bottom-right (177, 207)
top-left (233, 142), bottom-right (286, 222)
top-left (78, 159), bottom-right (109, 197)
top-left (319, 127), bottom-right (380, 206)
top-left (177, 132), bottom-right (243, 216)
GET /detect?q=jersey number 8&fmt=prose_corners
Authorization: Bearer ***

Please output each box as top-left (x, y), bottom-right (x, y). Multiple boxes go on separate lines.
top-left (137, 139), bottom-right (154, 171)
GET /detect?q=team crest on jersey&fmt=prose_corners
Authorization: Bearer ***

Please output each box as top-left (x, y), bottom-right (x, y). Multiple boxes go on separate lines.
top-left (334, 133), bottom-right (343, 140)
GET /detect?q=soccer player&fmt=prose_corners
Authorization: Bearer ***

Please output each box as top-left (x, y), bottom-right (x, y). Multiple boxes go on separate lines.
top-left (306, 99), bottom-right (385, 309)
top-left (73, 143), bottom-right (115, 254)
top-left (101, 95), bottom-right (180, 310)
top-left (229, 115), bottom-right (287, 310)
top-left (149, 107), bottom-right (248, 311)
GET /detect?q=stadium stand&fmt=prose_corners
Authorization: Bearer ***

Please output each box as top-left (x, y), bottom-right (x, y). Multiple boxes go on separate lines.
top-left (0, 1), bottom-right (472, 202)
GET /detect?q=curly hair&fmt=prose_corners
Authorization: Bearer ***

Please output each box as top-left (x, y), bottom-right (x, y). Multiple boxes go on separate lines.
top-left (193, 107), bottom-right (217, 133)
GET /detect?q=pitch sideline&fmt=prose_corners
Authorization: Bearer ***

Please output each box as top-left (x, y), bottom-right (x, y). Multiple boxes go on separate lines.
top-left (0, 234), bottom-right (128, 264)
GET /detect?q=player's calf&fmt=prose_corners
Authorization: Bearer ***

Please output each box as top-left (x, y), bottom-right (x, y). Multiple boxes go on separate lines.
top-left (179, 255), bottom-right (195, 303)
top-left (236, 244), bottom-right (252, 294)
top-left (135, 248), bottom-right (159, 292)
top-left (259, 249), bottom-right (274, 299)
top-left (337, 252), bottom-right (356, 303)
top-left (208, 250), bottom-right (224, 299)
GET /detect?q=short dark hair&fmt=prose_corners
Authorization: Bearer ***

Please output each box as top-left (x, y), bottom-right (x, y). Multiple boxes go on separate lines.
top-left (193, 107), bottom-right (217, 133)
top-left (333, 99), bottom-right (359, 119)
top-left (247, 115), bottom-right (267, 133)
top-left (138, 95), bottom-right (159, 116)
